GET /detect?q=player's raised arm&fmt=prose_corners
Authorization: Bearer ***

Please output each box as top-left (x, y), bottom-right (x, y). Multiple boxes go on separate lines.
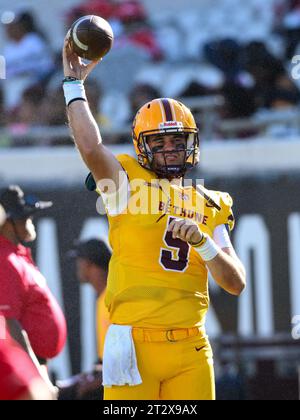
top-left (62, 36), bottom-right (123, 191)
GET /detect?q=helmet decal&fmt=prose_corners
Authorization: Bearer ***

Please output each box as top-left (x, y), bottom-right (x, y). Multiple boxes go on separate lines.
top-left (160, 98), bottom-right (174, 121)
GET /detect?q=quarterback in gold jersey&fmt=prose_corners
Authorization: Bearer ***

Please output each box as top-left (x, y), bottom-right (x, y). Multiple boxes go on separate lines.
top-left (63, 37), bottom-right (246, 400)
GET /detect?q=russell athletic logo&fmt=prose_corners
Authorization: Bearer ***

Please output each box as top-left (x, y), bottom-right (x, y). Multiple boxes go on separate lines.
top-left (159, 121), bottom-right (184, 130)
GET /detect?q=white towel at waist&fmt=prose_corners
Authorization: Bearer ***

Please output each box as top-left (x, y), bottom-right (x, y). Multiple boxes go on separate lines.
top-left (102, 324), bottom-right (142, 387)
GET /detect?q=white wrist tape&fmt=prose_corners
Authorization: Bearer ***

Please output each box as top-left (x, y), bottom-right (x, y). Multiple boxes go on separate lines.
top-left (63, 80), bottom-right (87, 106)
top-left (213, 224), bottom-right (232, 249)
top-left (194, 236), bottom-right (220, 261)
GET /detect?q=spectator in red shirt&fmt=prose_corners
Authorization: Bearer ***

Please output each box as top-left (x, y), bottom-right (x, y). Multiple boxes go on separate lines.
top-left (114, 1), bottom-right (163, 61)
top-left (0, 186), bottom-right (67, 386)
top-left (66, 0), bottom-right (162, 61)
top-left (0, 314), bottom-right (53, 400)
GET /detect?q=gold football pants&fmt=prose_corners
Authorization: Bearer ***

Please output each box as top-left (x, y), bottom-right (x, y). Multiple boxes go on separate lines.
top-left (104, 327), bottom-right (215, 400)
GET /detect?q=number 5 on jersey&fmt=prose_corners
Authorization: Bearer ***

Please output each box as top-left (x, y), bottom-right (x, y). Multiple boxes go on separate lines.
top-left (159, 216), bottom-right (191, 272)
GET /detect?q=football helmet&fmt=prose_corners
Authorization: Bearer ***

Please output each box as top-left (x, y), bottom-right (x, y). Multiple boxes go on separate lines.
top-left (132, 98), bottom-right (200, 178)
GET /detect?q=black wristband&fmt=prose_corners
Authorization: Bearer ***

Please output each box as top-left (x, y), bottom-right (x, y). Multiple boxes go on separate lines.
top-left (63, 76), bottom-right (80, 84)
top-left (68, 97), bottom-right (87, 107)
top-left (189, 233), bottom-right (207, 248)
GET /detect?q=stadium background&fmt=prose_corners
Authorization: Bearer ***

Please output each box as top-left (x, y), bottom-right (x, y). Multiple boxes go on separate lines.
top-left (1, 0), bottom-right (300, 400)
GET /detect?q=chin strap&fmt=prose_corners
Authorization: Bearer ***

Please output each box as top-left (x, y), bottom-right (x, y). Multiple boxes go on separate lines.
top-left (151, 149), bottom-right (188, 179)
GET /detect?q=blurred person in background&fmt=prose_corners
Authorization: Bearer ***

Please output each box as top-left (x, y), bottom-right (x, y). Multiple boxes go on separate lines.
top-left (0, 314), bottom-right (54, 400)
top-left (70, 238), bottom-right (111, 363)
top-left (112, 83), bottom-right (161, 145)
top-left (275, 0), bottom-right (300, 59)
top-left (220, 82), bottom-right (256, 120)
top-left (66, 0), bottom-right (162, 60)
top-left (178, 80), bottom-right (212, 98)
top-left (41, 87), bottom-right (67, 127)
top-left (8, 83), bottom-right (45, 127)
top-left (58, 239), bottom-right (111, 400)
top-left (242, 41), bottom-right (297, 109)
top-left (266, 88), bottom-right (300, 110)
top-left (0, 205), bottom-right (53, 400)
top-left (41, 77), bottom-right (107, 127)
top-left (127, 83), bottom-right (161, 123)
top-left (0, 88), bottom-right (11, 147)
top-left (204, 39), bottom-right (243, 83)
top-left (259, 88), bottom-right (300, 138)
top-left (0, 186), bottom-right (67, 397)
top-left (216, 361), bottom-right (245, 401)
top-left (85, 79), bottom-right (112, 129)
top-left (65, 0), bottom-right (115, 28)
top-left (0, 88), bottom-right (7, 127)
top-left (217, 82), bottom-right (258, 139)
top-left (2, 10), bottom-right (54, 111)
top-left (38, 77), bottom-right (111, 145)
top-left (113, 0), bottom-right (163, 61)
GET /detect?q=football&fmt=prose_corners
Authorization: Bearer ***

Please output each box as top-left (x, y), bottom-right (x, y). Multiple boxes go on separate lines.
top-left (69, 15), bottom-right (114, 61)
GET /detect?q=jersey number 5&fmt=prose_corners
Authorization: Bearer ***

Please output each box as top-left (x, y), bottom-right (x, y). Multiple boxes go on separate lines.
top-left (159, 217), bottom-right (190, 272)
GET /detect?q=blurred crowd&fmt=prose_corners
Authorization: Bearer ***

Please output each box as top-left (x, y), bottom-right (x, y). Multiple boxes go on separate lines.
top-left (1, 0), bottom-right (300, 146)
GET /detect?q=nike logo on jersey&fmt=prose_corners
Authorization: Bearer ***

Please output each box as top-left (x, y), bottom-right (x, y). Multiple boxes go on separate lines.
top-left (195, 346), bottom-right (206, 352)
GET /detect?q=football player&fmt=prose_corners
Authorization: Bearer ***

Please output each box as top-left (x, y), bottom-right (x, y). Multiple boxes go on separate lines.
top-left (62, 37), bottom-right (246, 400)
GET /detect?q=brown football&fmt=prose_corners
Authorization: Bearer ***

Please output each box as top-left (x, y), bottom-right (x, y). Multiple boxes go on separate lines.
top-left (69, 15), bottom-right (114, 61)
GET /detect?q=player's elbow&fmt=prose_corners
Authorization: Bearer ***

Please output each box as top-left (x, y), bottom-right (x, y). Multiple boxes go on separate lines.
top-left (229, 260), bottom-right (246, 296)
top-left (219, 267), bottom-right (246, 296)
top-left (230, 282), bottom-right (246, 296)
top-left (229, 274), bottom-right (246, 296)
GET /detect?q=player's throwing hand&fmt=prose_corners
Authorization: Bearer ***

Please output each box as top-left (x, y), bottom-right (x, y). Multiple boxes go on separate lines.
top-left (62, 35), bottom-right (101, 81)
top-left (168, 218), bottom-right (204, 245)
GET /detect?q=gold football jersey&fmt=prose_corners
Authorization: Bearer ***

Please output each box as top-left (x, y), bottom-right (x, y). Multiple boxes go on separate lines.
top-left (102, 154), bottom-right (234, 328)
